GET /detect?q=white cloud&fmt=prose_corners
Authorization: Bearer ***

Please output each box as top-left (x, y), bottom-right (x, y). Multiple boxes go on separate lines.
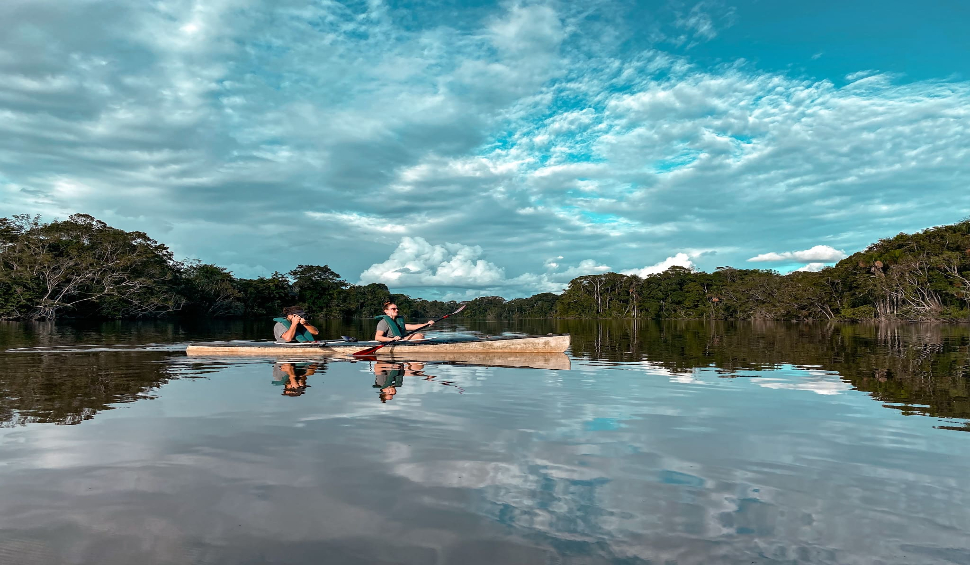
top-left (748, 245), bottom-right (848, 264)
top-left (305, 211), bottom-right (409, 235)
top-left (359, 237), bottom-right (505, 287)
top-left (622, 253), bottom-right (695, 277)
top-left (795, 262), bottom-right (828, 272)
top-left (757, 372), bottom-right (852, 395)
top-left (0, 0), bottom-right (968, 293)
top-left (360, 238), bottom-right (617, 298)
top-left (675, 4), bottom-right (717, 41)
top-left (670, 1), bottom-right (736, 47)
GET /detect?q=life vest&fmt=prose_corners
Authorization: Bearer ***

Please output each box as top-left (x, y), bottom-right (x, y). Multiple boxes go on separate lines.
top-left (373, 366), bottom-right (405, 388)
top-left (375, 314), bottom-right (406, 337)
top-left (273, 317), bottom-right (317, 342)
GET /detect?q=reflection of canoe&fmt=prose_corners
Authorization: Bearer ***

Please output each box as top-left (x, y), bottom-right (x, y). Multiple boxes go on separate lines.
top-left (384, 352), bottom-right (570, 371)
top-left (185, 335), bottom-right (571, 358)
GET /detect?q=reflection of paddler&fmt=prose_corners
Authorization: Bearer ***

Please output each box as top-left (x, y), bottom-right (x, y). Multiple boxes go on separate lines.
top-left (372, 362), bottom-right (431, 402)
top-left (273, 362), bottom-right (318, 396)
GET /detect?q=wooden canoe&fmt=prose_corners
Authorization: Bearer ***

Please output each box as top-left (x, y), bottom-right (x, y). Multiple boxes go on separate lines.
top-left (185, 334), bottom-right (570, 358)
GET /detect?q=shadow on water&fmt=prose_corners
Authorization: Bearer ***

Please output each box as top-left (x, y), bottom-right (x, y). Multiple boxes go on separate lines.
top-left (0, 319), bottom-right (968, 430)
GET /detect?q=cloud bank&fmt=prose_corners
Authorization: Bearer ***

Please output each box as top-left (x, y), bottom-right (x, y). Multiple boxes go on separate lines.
top-left (1, 0), bottom-right (968, 297)
top-left (359, 237), bottom-right (504, 288)
top-left (748, 245), bottom-right (848, 264)
top-left (361, 239), bottom-right (700, 298)
top-left (623, 253), bottom-right (696, 278)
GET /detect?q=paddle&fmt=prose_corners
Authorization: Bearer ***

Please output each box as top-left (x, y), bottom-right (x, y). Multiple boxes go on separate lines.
top-left (352, 303), bottom-right (467, 357)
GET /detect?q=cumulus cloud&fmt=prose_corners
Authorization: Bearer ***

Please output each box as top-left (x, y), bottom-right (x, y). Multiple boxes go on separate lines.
top-left (622, 253), bottom-right (695, 277)
top-left (359, 237), bottom-right (505, 287)
top-left (360, 236), bottom-right (700, 298)
top-left (360, 237), bottom-right (620, 298)
top-left (748, 245), bottom-right (848, 264)
top-left (795, 263), bottom-right (828, 273)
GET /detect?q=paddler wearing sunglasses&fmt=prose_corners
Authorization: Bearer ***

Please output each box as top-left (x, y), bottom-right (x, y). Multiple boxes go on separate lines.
top-left (374, 300), bottom-right (435, 342)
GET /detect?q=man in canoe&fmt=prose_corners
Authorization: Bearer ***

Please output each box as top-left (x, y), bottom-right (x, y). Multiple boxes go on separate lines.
top-left (273, 306), bottom-right (320, 343)
top-left (273, 362), bottom-right (318, 396)
top-left (373, 361), bottom-right (405, 402)
top-left (374, 300), bottom-right (435, 342)
top-left (372, 361), bottom-right (428, 402)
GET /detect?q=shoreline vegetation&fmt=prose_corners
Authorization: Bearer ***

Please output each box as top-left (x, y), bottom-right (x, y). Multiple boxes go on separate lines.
top-left (1, 213), bottom-right (969, 322)
top-left (1, 320), bottom-right (967, 429)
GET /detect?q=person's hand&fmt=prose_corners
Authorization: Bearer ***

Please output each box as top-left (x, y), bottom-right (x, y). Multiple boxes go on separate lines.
top-left (426, 320), bottom-right (435, 325)
top-left (392, 335), bottom-right (401, 341)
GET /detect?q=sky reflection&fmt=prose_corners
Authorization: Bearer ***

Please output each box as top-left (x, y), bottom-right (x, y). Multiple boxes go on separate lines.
top-left (0, 321), bottom-right (968, 564)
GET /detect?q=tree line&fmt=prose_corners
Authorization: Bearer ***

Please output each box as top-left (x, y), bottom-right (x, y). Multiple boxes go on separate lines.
top-left (1, 213), bottom-right (969, 321)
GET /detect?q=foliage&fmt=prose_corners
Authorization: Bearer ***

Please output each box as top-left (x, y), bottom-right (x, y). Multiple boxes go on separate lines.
top-left (179, 262), bottom-right (243, 317)
top-left (1, 213), bottom-right (968, 321)
top-left (0, 214), bottom-right (182, 320)
top-left (288, 264), bottom-right (348, 317)
top-left (551, 219), bottom-right (970, 322)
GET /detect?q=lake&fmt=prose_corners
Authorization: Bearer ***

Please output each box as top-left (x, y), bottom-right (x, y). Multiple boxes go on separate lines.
top-left (0, 319), bottom-right (968, 565)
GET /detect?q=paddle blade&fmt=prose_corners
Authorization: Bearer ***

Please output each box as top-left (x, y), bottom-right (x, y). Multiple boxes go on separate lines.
top-left (352, 345), bottom-right (384, 357)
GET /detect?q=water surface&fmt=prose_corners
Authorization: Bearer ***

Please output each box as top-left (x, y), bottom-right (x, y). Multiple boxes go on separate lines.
top-left (0, 320), bottom-right (968, 564)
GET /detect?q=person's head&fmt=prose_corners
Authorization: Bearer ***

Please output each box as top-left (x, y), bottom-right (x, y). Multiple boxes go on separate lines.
top-left (282, 305), bottom-right (307, 319)
top-left (382, 300), bottom-right (399, 316)
top-left (379, 386), bottom-right (397, 403)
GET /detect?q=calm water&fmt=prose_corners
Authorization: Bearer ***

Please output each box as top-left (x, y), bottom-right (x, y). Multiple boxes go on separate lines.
top-left (0, 319), bottom-right (968, 565)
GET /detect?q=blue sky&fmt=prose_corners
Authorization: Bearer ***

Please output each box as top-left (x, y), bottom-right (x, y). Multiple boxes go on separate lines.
top-left (1, 0), bottom-right (968, 299)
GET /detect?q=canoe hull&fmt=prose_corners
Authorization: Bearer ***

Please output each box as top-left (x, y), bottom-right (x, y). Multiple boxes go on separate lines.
top-left (185, 334), bottom-right (570, 357)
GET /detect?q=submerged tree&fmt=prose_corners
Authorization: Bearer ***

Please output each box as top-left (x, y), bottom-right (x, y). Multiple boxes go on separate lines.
top-left (0, 214), bottom-right (182, 320)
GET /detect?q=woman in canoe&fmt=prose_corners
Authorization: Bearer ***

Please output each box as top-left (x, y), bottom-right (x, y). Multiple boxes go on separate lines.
top-left (374, 300), bottom-right (434, 342)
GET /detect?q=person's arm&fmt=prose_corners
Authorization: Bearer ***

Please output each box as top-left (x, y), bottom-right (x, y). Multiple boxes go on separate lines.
top-left (299, 318), bottom-right (319, 336)
top-left (404, 320), bottom-right (434, 331)
top-left (280, 315), bottom-right (300, 342)
top-left (375, 329), bottom-right (401, 343)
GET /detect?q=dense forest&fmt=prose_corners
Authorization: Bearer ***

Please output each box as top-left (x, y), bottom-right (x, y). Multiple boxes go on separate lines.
top-left (1, 213), bottom-right (969, 321)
